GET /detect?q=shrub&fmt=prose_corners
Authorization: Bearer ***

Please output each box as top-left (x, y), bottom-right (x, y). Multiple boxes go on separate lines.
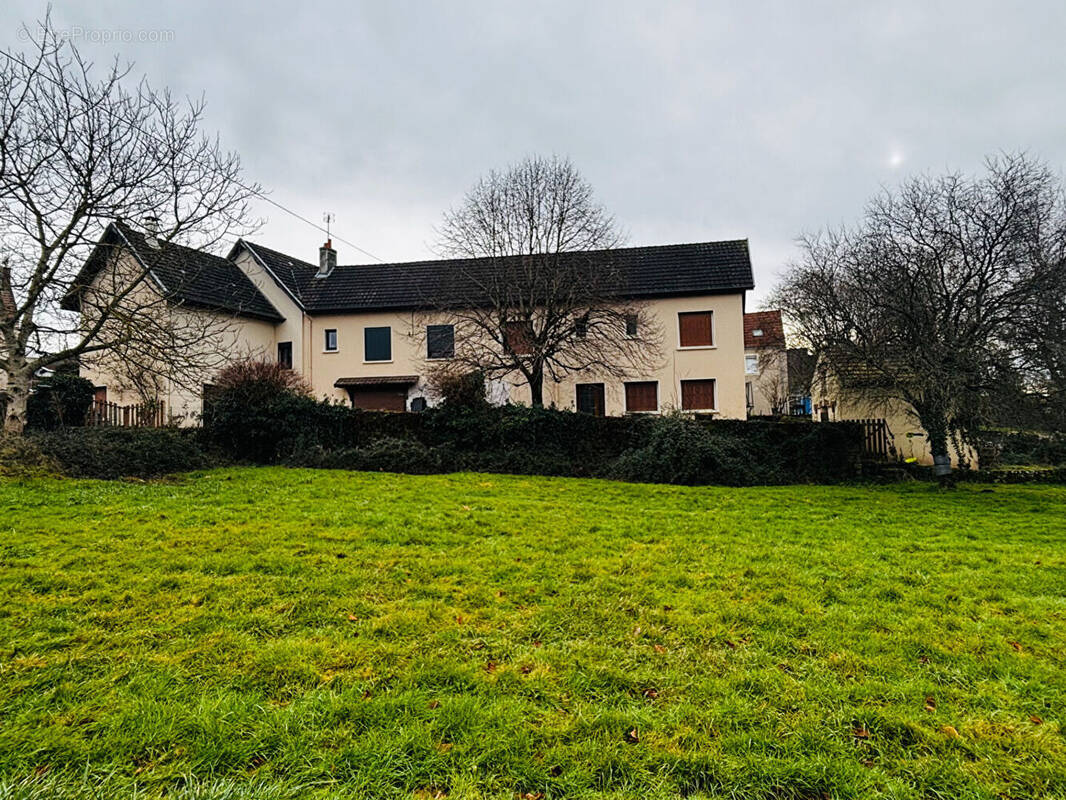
top-left (29, 428), bottom-right (212, 479)
top-left (425, 366), bottom-right (488, 409)
top-left (26, 374), bottom-right (95, 430)
top-left (607, 415), bottom-right (758, 485)
top-left (203, 360), bottom-right (316, 462)
top-left (0, 433), bottom-right (59, 477)
top-left (300, 437), bottom-right (443, 473)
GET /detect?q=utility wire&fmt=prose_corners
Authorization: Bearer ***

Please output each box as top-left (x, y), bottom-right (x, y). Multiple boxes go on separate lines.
top-left (0, 45), bottom-right (386, 263)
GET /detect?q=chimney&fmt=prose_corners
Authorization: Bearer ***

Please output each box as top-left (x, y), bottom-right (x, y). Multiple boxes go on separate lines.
top-left (317, 239), bottom-right (337, 278)
top-left (143, 216), bottom-right (161, 249)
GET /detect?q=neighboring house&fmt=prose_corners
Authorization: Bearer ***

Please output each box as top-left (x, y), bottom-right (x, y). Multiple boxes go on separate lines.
top-left (64, 220), bottom-right (758, 420)
top-left (810, 356), bottom-right (977, 468)
top-left (743, 310), bottom-right (788, 416)
top-left (786, 348), bottom-right (816, 416)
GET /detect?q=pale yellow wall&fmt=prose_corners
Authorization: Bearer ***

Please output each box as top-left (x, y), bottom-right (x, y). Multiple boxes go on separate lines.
top-left (231, 248), bottom-right (306, 372)
top-left (813, 369), bottom-right (978, 468)
top-left (744, 347), bottom-right (787, 416)
top-left (304, 293), bottom-right (747, 418)
top-left (78, 249), bottom-right (276, 425)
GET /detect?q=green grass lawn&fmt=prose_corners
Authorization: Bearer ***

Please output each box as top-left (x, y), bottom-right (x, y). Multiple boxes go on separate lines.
top-left (1, 469), bottom-right (1064, 799)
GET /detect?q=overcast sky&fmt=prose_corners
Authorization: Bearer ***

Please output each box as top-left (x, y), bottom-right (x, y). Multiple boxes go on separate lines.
top-left (3, 1), bottom-right (1065, 303)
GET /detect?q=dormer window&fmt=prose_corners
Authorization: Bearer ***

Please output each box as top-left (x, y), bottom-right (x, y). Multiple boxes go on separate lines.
top-left (753, 328), bottom-right (764, 337)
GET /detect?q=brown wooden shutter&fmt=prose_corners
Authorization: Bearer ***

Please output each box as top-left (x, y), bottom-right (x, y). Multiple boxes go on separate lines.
top-left (678, 311), bottom-right (713, 347)
top-left (681, 379), bottom-right (716, 410)
top-left (625, 381), bottom-right (658, 412)
top-left (504, 321), bottom-right (533, 355)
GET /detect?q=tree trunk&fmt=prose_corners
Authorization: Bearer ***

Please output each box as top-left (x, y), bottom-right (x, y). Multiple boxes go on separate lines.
top-left (528, 367), bottom-right (544, 408)
top-left (3, 369), bottom-right (30, 435)
top-left (925, 417), bottom-right (955, 487)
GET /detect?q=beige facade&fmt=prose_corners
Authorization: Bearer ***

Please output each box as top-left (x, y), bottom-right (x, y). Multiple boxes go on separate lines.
top-left (77, 230), bottom-right (755, 423)
top-left (812, 367), bottom-right (978, 468)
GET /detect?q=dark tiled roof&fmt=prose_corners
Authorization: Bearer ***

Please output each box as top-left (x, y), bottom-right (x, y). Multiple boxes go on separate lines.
top-left (334, 375), bottom-right (419, 387)
top-left (63, 221), bottom-right (283, 322)
top-left (240, 239), bottom-right (754, 313)
top-left (744, 310), bottom-right (785, 349)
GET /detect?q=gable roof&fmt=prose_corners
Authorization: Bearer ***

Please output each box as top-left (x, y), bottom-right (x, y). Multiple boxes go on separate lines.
top-left (63, 221), bottom-right (283, 322)
top-left (237, 239), bottom-right (755, 314)
top-left (744, 310), bottom-right (785, 349)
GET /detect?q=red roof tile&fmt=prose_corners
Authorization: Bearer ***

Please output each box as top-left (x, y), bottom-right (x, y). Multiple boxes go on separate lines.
top-left (744, 310), bottom-right (785, 349)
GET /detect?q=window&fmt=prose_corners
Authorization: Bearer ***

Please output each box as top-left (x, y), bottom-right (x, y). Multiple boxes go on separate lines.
top-left (504, 320), bottom-right (533, 355)
top-left (624, 381), bottom-right (658, 413)
top-left (324, 329), bottom-right (338, 352)
top-left (678, 311), bottom-right (713, 347)
top-left (745, 354), bottom-right (758, 374)
top-left (746, 381), bottom-right (755, 410)
top-left (576, 383), bottom-right (605, 416)
top-left (364, 326), bottom-right (392, 362)
top-left (427, 324), bottom-right (455, 359)
top-left (575, 314), bottom-right (588, 339)
top-left (277, 341), bottom-right (293, 369)
top-left (681, 379), bottom-right (717, 411)
top-left (752, 328), bottom-right (764, 338)
top-left (625, 314), bottom-right (639, 338)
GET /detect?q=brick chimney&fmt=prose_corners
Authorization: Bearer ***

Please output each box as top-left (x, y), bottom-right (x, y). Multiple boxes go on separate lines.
top-left (317, 239), bottom-right (336, 278)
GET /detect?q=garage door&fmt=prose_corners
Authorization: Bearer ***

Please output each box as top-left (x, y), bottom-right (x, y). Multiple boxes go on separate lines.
top-left (348, 388), bottom-right (407, 412)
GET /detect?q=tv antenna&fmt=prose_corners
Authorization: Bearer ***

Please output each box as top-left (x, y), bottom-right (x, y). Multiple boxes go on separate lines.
top-left (323, 212), bottom-right (335, 240)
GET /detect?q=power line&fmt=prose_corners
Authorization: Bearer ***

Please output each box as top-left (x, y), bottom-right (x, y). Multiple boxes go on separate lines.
top-left (0, 45), bottom-right (386, 263)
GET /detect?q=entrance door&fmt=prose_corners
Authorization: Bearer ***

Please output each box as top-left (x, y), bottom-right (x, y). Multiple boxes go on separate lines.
top-left (575, 383), bottom-right (605, 416)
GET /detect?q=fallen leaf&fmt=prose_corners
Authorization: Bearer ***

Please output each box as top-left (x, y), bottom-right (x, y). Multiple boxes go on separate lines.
top-left (519, 663), bottom-right (533, 674)
top-left (625, 728), bottom-right (640, 744)
top-left (521, 793), bottom-right (543, 800)
top-left (533, 640), bottom-right (542, 648)
top-left (653, 644), bottom-right (667, 654)
top-left (347, 613), bottom-right (358, 622)
top-left (1009, 641), bottom-right (1023, 652)
top-left (940, 725), bottom-right (960, 738)
top-left (852, 726), bottom-right (870, 739)
top-left (643, 688), bottom-right (659, 699)
top-left (428, 700), bottom-right (440, 709)
top-left (485, 661), bottom-right (497, 673)
top-left (1030, 715), bottom-right (1043, 725)
top-left (455, 615), bottom-right (464, 625)
top-left (924, 696), bottom-right (936, 712)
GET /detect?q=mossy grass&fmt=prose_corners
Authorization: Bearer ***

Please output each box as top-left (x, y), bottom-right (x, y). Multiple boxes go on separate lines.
top-left (1, 469), bottom-right (1063, 798)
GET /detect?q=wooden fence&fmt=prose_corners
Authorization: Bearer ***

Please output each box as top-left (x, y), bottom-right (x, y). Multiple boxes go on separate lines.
top-left (857, 417), bottom-right (895, 461)
top-left (86, 399), bottom-right (165, 428)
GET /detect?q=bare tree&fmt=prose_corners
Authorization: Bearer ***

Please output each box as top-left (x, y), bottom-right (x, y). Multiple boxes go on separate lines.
top-left (772, 153), bottom-right (1066, 479)
top-left (426, 155), bottom-right (662, 407)
top-left (0, 14), bottom-right (259, 432)
top-left (754, 348), bottom-right (788, 415)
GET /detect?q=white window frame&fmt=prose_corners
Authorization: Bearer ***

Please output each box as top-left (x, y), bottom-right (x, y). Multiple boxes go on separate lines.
top-left (323, 328), bottom-right (338, 353)
top-left (624, 380), bottom-right (660, 414)
top-left (745, 353), bottom-right (759, 374)
top-left (676, 310), bottom-right (716, 350)
top-left (363, 325), bottom-right (393, 364)
top-left (678, 377), bottom-right (718, 413)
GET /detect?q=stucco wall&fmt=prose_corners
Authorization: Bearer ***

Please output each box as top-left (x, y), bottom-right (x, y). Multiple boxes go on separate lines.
top-left (304, 293), bottom-right (747, 418)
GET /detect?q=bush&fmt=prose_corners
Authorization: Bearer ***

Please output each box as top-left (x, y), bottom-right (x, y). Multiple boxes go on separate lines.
top-left (425, 366), bottom-right (488, 409)
top-left (975, 429), bottom-right (1066, 467)
top-left (0, 433), bottom-right (59, 477)
top-left (29, 428), bottom-right (213, 479)
top-left (608, 415), bottom-right (758, 485)
top-left (300, 437), bottom-right (443, 473)
top-left (203, 360), bottom-right (317, 462)
top-left (26, 374), bottom-right (95, 430)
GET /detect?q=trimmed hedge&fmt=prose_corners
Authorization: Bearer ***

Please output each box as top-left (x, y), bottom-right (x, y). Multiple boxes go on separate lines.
top-left (200, 381), bottom-right (864, 485)
top-left (29, 428), bottom-right (213, 479)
